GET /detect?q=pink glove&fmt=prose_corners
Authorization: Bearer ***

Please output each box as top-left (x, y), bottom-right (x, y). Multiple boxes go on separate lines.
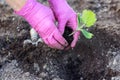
top-left (15, 0), bottom-right (68, 50)
top-left (48, 0), bottom-right (80, 48)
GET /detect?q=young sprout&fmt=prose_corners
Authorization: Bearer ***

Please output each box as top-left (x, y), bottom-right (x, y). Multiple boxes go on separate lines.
top-left (70, 9), bottom-right (97, 39)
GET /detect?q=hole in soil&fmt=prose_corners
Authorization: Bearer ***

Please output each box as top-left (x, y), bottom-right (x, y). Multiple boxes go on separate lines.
top-left (63, 27), bottom-right (73, 45)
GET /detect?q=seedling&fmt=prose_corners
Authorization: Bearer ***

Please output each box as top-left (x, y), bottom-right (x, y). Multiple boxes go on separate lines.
top-left (70, 9), bottom-right (97, 39)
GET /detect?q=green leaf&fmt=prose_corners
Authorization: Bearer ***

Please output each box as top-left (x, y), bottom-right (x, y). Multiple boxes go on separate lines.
top-left (77, 13), bottom-right (82, 30)
top-left (77, 13), bottom-right (81, 27)
top-left (81, 9), bottom-right (97, 27)
top-left (80, 29), bottom-right (94, 39)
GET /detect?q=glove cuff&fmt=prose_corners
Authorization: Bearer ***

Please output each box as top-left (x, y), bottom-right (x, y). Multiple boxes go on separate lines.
top-left (15, 0), bottom-right (50, 29)
top-left (15, 0), bottom-right (37, 16)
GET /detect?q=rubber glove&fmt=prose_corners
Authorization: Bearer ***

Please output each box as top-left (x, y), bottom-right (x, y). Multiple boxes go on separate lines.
top-left (48, 0), bottom-right (80, 48)
top-left (15, 0), bottom-right (68, 50)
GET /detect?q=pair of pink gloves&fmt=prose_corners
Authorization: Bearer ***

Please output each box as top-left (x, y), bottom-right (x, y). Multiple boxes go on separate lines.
top-left (16, 0), bottom-right (80, 50)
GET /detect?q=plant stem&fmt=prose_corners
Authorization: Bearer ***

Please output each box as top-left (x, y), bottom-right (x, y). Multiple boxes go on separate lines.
top-left (69, 30), bottom-right (79, 36)
top-left (77, 24), bottom-right (85, 30)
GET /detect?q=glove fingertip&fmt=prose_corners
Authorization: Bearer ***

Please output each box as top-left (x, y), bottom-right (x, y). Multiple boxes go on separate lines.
top-left (54, 31), bottom-right (68, 47)
top-left (71, 32), bottom-right (80, 48)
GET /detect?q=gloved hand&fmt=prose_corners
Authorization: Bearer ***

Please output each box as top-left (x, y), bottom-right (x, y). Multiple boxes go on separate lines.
top-left (48, 0), bottom-right (80, 48)
top-left (15, 0), bottom-right (68, 50)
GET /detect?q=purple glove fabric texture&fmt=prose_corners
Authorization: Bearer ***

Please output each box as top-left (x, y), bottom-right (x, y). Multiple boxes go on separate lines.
top-left (48, 0), bottom-right (80, 48)
top-left (15, 0), bottom-right (68, 50)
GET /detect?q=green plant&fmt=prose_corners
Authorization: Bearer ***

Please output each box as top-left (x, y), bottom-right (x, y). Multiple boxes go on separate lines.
top-left (70, 9), bottom-right (97, 39)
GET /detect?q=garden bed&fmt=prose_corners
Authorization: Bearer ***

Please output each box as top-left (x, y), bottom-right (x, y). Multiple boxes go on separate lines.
top-left (0, 0), bottom-right (120, 80)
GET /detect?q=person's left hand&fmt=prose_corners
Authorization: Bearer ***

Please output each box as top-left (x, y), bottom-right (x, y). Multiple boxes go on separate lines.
top-left (48, 0), bottom-right (80, 48)
top-left (15, 0), bottom-right (68, 50)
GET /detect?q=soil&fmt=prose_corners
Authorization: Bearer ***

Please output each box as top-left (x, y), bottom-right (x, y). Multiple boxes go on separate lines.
top-left (0, 0), bottom-right (120, 80)
top-left (63, 27), bottom-right (73, 45)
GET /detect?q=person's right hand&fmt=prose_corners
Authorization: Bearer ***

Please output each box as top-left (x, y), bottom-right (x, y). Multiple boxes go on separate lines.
top-left (48, 0), bottom-right (80, 48)
top-left (15, 0), bottom-right (68, 50)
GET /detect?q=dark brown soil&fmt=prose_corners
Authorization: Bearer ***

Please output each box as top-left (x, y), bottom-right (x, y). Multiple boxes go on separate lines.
top-left (0, 0), bottom-right (120, 80)
top-left (63, 27), bottom-right (73, 45)
top-left (0, 26), bottom-right (119, 80)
